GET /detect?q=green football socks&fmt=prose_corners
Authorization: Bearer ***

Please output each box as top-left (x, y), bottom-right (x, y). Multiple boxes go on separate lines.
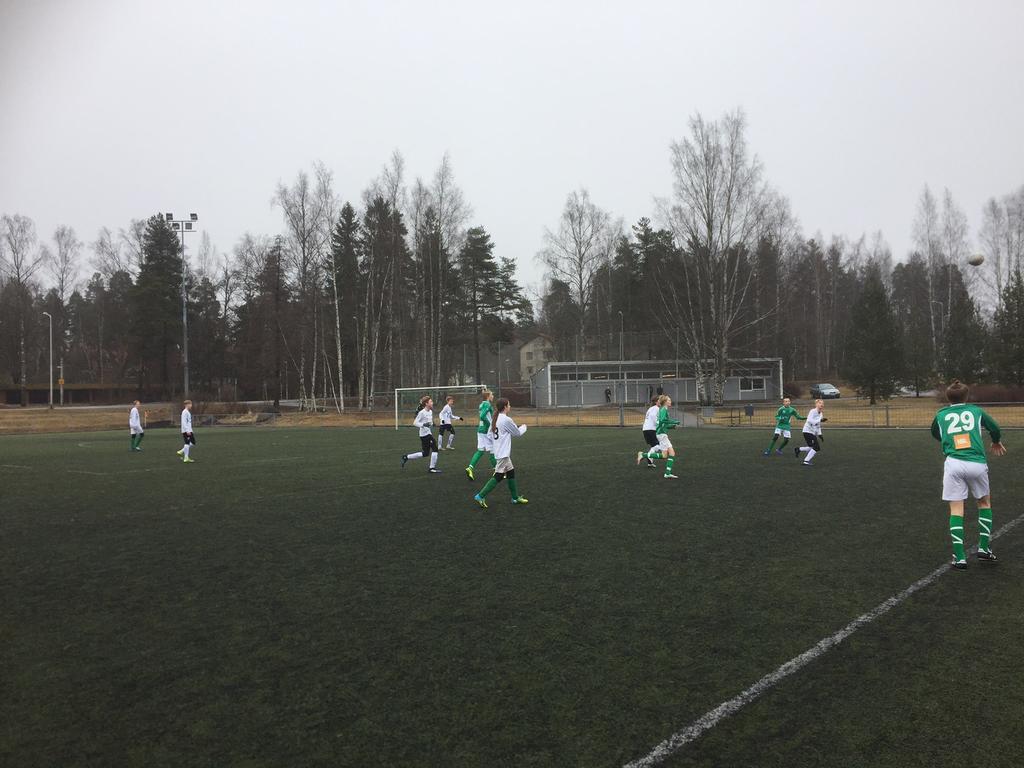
top-left (780, 437), bottom-right (789, 449)
top-left (489, 453), bottom-right (496, 468)
top-left (508, 478), bottom-right (519, 499)
top-left (469, 450), bottom-right (483, 468)
top-left (665, 457), bottom-right (675, 475)
top-left (766, 435), bottom-right (778, 452)
top-left (949, 514), bottom-right (966, 561)
top-left (978, 507), bottom-right (993, 551)
top-left (479, 477), bottom-right (498, 498)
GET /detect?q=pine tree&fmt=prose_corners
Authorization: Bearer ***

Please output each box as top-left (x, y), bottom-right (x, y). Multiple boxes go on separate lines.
top-left (842, 266), bottom-right (902, 404)
top-left (132, 215), bottom-right (185, 396)
top-left (992, 269), bottom-right (1024, 386)
top-left (939, 266), bottom-right (987, 383)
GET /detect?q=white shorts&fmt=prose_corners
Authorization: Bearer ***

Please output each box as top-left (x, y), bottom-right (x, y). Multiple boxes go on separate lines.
top-left (657, 433), bottom-right (673, 453)
top-left (495, 456), bottom-right (514, 474)
top-left (942, 457), bottom-right (990, 501)
top-left (477, 432), bottom-right (493, 452)
top-left (130, 427), bottom-right (143, 435)
top-left (774, 428), bottom-right (791, 439)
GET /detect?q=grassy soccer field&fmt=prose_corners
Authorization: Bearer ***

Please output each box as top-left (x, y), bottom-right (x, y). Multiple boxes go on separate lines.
top-left (3, 425), bottom-right (1023, 767)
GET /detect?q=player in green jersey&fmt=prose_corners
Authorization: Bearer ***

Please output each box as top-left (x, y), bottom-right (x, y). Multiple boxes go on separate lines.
top-left (465, 389), bottom-right (498, 481)
top-left (763, 397), bottom-right (804, 455)
top-left (635, 394), bottom-right (682, 479)
top-left (931, 380), bottom-right (1007, 569)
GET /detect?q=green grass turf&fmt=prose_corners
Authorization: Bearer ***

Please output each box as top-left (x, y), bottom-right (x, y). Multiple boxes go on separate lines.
top-left (2, 426), bottom-right (1022, 768)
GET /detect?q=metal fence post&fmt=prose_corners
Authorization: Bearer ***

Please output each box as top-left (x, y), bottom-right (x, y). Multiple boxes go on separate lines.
top-left (619, 403), bottom-right (624, 427)
top-left (885, 404), bottom-right (891, 428)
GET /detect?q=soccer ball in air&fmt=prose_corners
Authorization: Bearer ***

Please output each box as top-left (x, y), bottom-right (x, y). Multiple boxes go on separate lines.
top-left (967, 253), bottom-right (985, 267)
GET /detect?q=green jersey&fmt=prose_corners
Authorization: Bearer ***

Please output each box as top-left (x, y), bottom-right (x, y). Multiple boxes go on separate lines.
top-left (656, 406), bottom-right (680, 435)
top-left (931, 403), bottom-right (1001, 464)
top-left (774, 405), bottom-right (802, 429)
top-left (476, 400), bottom-right (494, 434)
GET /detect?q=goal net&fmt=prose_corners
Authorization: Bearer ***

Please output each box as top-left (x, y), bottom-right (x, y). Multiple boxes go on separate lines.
top-left (394, 385), bottom-right (490, 430)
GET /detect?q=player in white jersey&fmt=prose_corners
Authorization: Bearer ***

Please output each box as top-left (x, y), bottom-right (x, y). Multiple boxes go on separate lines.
top-left (129, 400), bottom-right (144, 451)
top-left (795, 399), bottom-right (826, 466)
top-left (401, 395), bottom-right (442, 473)
top-left (438, 395), bottom-right (463, 450)
top-left (639, 396), bottom-right (659, 468)
top-left (473, 397), bottom-right (528, 508)
top-left (175, 399), bottom-right (196, 463)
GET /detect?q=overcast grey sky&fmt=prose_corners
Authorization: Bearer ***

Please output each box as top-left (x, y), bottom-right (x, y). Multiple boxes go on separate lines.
top-left (2, 0), bottom-right (1022, 294)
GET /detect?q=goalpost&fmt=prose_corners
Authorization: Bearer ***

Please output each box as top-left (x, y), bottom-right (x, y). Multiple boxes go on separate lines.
top-left (394, 384), bottom-right (490, 430)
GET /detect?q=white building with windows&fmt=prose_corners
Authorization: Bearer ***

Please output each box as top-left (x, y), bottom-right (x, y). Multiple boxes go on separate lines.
top-left (518, 334), bottom-right (557, 382)
top-left (527, 358), bottom-right (783, 406)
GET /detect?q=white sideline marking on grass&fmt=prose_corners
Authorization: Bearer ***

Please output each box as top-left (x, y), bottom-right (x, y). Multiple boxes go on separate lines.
top-left (624, 511), bottom-right (1024, 768)
top-left (0, 464), bottom-right (32, 470)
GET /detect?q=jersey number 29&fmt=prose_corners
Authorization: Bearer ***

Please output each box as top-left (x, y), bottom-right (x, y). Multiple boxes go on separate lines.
top-left (943, 411), bottom-right (976, 435)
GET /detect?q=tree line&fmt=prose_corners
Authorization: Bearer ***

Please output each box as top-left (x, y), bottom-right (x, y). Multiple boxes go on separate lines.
top-left (3, 111), bottom-right (1023, 407)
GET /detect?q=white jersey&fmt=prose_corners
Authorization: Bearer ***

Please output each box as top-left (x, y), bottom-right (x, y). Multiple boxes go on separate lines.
top-left (642, 405), bottom-right (659, 431)
top-left (803, 409), bottom-right (823, 435)
top-left (493, 412), bottom-right (527, 459)
top-left (181, 408), bottom-right (193, 433)
top-left (129, 407), bottom-right (141, 430)
top-left (439, 404), bottom-right (457, 425)
top-left (414, 408), bottom-right (434, 437)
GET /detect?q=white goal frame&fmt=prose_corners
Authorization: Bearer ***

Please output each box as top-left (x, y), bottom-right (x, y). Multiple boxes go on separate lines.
top-left (393, 384), bottom-right (490, 430)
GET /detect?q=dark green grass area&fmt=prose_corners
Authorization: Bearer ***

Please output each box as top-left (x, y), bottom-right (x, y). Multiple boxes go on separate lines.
top-left (2, 426), bottom-right (1021, 767)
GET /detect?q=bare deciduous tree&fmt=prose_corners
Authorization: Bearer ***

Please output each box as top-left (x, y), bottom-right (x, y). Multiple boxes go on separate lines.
top-left (660, 109), bottom-right (769, 403)
top-left (47, 225), bottom-right (82, 304)
top-left (91, 226), bottom-right (134, 280)
top-left (1, 213), bottom-right (45, 404)
top-left (539, 188), bottom-right (612, 341)
top-left (912, 185), bottom-right (942, 369)
top-left (274, 161), bottom-right (335, 410)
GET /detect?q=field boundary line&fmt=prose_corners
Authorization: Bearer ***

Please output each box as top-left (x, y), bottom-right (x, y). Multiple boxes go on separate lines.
top-left (624, 511), bottom-right (1024, 768)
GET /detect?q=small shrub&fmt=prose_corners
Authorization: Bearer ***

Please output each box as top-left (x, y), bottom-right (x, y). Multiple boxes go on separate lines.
top-left (783, 381), bottom-right (802, 399)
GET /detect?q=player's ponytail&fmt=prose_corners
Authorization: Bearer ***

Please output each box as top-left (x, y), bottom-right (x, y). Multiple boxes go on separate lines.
top-left (492, 397), bottom-right (509, 437)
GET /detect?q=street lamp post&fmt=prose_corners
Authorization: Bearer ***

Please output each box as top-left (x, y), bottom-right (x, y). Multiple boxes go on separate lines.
top-left (166, 212), bottom-right (198, 397)
top-left (617, 310), bottom-right (624, 402)
top-left (42, 312), bottom-right (53, 408)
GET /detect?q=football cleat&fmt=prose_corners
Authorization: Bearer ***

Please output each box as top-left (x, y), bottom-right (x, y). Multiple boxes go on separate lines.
top-left (762, 450), bottom-right (770, 456)
top-left (474, 494), bottom-right (488, 509)
top-left (664, 473), bottom-right (679, 479)
top-left (794, 446), bottom-right (801, 458)
top-left (951, 557), bottom-right (968, 570)
top-left (176, 449), bottom-right (184, 457)
top-left (976, 549), bottom-right (998, 562)
top-left (428, 468), bottom-right (442, 473)
top-left (183, 457), bottom-right (195, 464)
top-left (512, 496), bottom-right (529, 505)
top-left (775, 449), bottom-right (783, 455)
top-left (401, 455), bottom-right (408, 468)
top-left (465, 466), bottom-right (474, 481)
top-left (646, 460), bottom-right (656, 468)
top-left (802, 462), bottom-right (813, 467)
top-left (636, 451), bottom-right (644, 466)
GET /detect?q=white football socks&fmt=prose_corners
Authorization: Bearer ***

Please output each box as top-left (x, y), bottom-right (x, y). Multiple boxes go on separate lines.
top-left (430, 451), bottom-right (439, 468)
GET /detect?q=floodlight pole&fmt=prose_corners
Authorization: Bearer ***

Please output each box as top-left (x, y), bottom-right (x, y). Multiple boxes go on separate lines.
top-left (618, 310), bottom-right (624, 402)
top-left (42, 311), bottom-right (52, 409)
top-left (166, 212), bottom-right (199, 397)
